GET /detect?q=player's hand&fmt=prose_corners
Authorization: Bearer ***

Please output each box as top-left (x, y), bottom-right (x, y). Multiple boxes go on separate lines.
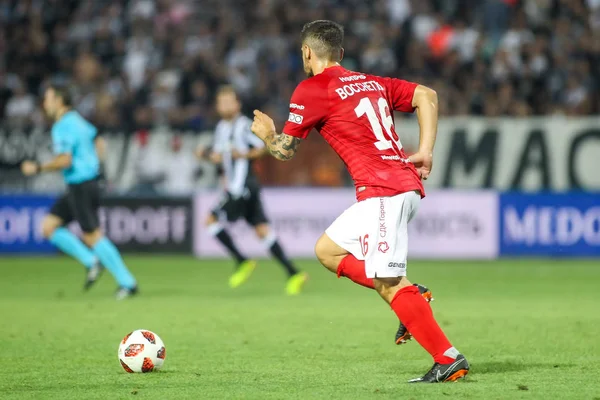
top-left (231, 150), bottom-right (247, 160)
top-left (209, 152), bottom-right (222, 164)
top-left (21, 160), bottom-right (39, 176)
top-left (251, 110), bottom-right (276, 141)
top-left (195, 146), bottom-right (207, 159)
top-left (408, 152), bottom-right (433, 180)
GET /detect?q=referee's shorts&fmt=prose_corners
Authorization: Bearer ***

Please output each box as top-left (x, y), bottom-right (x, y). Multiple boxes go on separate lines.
top-left (49, 178), bottom-right (101, 233)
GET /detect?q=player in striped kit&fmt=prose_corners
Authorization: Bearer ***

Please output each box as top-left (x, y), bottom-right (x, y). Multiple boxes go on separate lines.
top-left (197, 86), bottom-right (308, 295)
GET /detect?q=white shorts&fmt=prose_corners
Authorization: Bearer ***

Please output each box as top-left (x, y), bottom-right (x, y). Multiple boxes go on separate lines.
top-left (325, 191), bottom-right (420, 278)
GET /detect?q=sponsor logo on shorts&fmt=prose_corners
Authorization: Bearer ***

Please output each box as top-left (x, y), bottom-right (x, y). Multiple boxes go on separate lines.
top-left (378, 241), bottom-right (389, 253)
top-left (388, 262), bottom-right (406, 269)
top-left (379, 198), bottom-right (386, 238)
top-left (290, 103), bottom-right (305, 110)
top-left (288, 113), bottom-right (304, 124)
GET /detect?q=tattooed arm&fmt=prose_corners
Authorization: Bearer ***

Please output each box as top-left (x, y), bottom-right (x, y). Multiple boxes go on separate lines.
top-left (263, 133), bottom-right (301, 161)
top-left (251, 110), bottom-right (301, 161)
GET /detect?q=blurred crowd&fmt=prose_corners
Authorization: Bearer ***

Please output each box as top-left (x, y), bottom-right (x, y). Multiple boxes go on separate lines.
top-left (1, 0), bottom-right (600, 131)
top-left (1, 0), bottom-right (599, 189)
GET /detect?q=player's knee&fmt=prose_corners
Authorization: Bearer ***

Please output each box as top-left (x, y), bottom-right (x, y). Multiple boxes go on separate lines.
top-left (41, 216), bottom-right (61, 238)
top-left (254, 224), bottom-right (270, 239)
top-left (205, 213), bottom-right (218, 226)
top-left (82, 229), bottom-right (103, 247)
top-left (314, 235), bottom-right (334, 268)
top-left (315, 233), bottom-right (347, 272)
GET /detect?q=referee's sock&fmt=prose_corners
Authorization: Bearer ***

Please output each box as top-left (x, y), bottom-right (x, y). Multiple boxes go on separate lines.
top-left (208, 223), bottom-right (247, 264)
top-left (262, 233), bottom-right (298, 277)
top-left (92, 237), bottom-right (137, 289)
top-left (49, 227), bottom-right (97, 269)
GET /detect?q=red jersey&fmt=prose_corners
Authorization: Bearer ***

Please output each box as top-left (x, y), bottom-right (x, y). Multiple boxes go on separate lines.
top-left (282, 66), bottom-right (425, 201)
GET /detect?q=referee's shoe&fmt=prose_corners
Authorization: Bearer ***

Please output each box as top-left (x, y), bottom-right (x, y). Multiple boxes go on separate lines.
top-left (115, 286), bottom-right (138, 300)
top-left (84, 261), bottom-right (103, 291)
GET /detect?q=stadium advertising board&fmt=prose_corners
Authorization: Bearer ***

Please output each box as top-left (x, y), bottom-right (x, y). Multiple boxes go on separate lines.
top-left (398, 117), bottom-right (600, 192)
top-left (193, 189), bottom-right (356, 258)
top-left (194, 189), bottom-right (355, 257)
top-left (0, 194), bottom-right (57, 254)
top-left (0, 195), bottom-right (192, 254)
top-left (89, 196), bottom-right (193, 253)
top-left (408, 191), bottom-right (499, 259)
top-left (499, 193), bottom-right (600, 257)
top-left (6, 192), bottom-right (599, 258)
top-left (193, 189), bottom-right (499, 259)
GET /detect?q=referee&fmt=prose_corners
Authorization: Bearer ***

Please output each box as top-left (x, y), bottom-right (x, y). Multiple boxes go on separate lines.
top-left (21, 85), bottom-right (138, 299)
top-left (197, 86), bottom-right (308, 295)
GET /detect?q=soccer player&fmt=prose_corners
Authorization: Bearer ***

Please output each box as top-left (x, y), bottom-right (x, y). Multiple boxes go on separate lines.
top-left (197, 86), bottom-right (308, 295)
top-left (21, 85), bottom-right (138, 300)
top-left (250, 20), bottom-right (469, 382)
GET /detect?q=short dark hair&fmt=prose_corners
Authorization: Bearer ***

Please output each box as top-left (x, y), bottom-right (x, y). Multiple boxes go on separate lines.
top-left (216, 84), bottom-right (240, 101)
top-left (47, 84), bottom-right (73, 107)
top-left (301, 20), bottom-right (344, 61)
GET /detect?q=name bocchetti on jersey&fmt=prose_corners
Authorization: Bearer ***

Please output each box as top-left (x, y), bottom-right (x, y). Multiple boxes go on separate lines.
top-left (335, 80), bottom-right (386, 100)
top-left (288, 75), bottom-right (386, 124)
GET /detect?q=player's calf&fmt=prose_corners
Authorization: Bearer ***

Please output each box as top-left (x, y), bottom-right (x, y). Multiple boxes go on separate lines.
top-left (372, 276), bottom-right (413, 304)
top-left (388, 283), bottom-right (462, 368)
top-left (43, 214), bottom-right (99, 273)
top-left (395, 283), bottom-right (434, 345)
top-left (41, 214), bottom-right (63, 238)
top-left (207, 218), bottom-right (248, 266)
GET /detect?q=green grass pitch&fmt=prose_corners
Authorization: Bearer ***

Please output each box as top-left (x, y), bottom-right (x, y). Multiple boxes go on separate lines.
top-left (1, 256), bottom-right (599, 399)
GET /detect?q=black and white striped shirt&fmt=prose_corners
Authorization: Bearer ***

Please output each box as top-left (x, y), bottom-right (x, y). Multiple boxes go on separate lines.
top-left (213, 115), bottom-right (265, 197)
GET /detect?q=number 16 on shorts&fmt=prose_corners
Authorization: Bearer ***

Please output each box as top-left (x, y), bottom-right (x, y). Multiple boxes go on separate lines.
top-left (359, 234), bottom-right (369, 257)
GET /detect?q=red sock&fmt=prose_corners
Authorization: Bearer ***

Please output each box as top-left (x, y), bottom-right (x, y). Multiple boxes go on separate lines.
top-left (391, 285), bottom-right (456, 364)
top-left (336, 254), bottom-right (374, 289)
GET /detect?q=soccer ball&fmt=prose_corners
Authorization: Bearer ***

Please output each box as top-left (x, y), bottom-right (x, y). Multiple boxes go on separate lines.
top-left (118, 329), bottom-right (166, 373)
